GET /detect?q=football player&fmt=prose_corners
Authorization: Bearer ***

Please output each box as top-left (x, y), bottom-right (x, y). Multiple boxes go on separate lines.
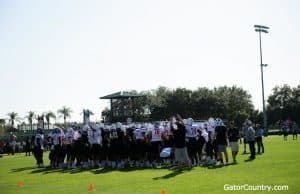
top-left (65, 128), bottom-right (75, 168)
top-left (33, 128), bottom-right (44, 167)
top-left (89, 124), bottom-right (102, 168)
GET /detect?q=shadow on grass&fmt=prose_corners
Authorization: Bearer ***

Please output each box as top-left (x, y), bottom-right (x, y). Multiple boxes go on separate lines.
top-left (206, 165), bottom-right (224, 169)
top-left (241, 152), bottom-right (250, 155)
top-left (92, 165), bottom-right (171, 174)
top-left (13, 163), bottom-right (235, 175)
top-left (11, 165), bottom-right (172, 175)
top-left (244, 158), bottom-right (255, 162)
top-left (153, 169), bottom-right (183, 180)
top-left (11, 166), bottom-right (36, 172)
top-left (30, 166), bottom-right (64, 174)
top-left (152, 166), bottom-right (193, 180)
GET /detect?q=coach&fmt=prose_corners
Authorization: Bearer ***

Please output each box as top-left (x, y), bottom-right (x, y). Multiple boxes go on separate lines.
top-left (171, 114), bottom-right (191, 169)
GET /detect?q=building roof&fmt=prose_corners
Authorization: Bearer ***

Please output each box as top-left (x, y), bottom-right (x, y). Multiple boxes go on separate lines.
top-left (100, 91), bottom-right (145, 99)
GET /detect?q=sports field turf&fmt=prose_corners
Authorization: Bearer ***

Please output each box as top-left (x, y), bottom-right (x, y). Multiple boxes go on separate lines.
top-left (0, 135), bottom-right (299, 194)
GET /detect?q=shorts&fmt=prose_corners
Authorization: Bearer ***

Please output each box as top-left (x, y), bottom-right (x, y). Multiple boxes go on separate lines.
top-left (174, 147), bottom-right (189, 163)
top-left (151, 141), bottom-right (161, 154)
top-left (54, 144), bottom-right (63, 157)
top-left (187, 137), bottom-right (197, 154)
top-left (229, 142), bottom-right (239, 152)
top-left (91, 144), bottom-right (101, 156)
top-left (136, 140), bottom-right (146, 155)
top-left (293, 131), bottom-right (297, 135)
top-left (101, 145), bottom-right (109, 160)
top-left (217, 144), bottom-right (227, 153)
top-left (66, 144), bottom-right (75, 161)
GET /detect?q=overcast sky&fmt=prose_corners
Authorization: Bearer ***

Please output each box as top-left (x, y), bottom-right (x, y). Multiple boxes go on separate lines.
top-left (0, 0), bottom-right (299, 123)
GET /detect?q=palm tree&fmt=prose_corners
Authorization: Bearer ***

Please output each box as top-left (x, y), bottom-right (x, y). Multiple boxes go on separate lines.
top-left (0, 119), bottom-right (5, 127)
top-left (45, 111), bottom-right (56, 130)
top-left (57, 106), bottom-right (72, 128)
top-left (7, 112), bottom-right (19, 129)
top-left (26, 111), bottom-right (35, 130)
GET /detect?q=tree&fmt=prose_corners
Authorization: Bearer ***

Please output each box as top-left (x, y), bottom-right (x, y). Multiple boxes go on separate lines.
top-left (26, 111), bottom-right (35, 130)
top-left (213, 86), bottom-right (254, 121)
top-left (100, 85), bottom-right (256, 126)
top-left (57, 106), bottom-right (72, 128)
top-left (101, 107), bottom-right (111, 122)
top-left (190, 87), bottom-right (217, 119)
top-left (165, 88), bottom-right (193, 118)
top-left (0, 119), bottom-right (5, 135)
top-left (131, 91), bottom-right (152, 121)
top-left (7, 112), bottom-right (19, 129)
top-left (267, 84), bottom-right (300, 125)
top-left (291, 85), bottom-right (300, 124)
top-left (45, 111), bottom-right (56, 130)
top-left (148, 86), bottom-right (172, 120)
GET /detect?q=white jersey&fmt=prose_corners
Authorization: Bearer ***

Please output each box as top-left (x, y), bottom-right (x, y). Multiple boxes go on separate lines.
top-left (186, 124), bottom-right (198, 138)
top-left (201, 129), bottom-right (209, 142)
top-left (89, 129), bottom-right (102, 145)
top-left (149, 126), bottom-right (164, 142)
top-left (52, 132), bottom-right (65, 145)
top-left (134, 128), bottom-right (147, 140)
top-left (65, 131), bottom-right (74, 144)
top-left (110, 128), bottom-right (119, 140)
top-left (207, 125), bottom-right (215, 139)
top-left (73, 131), bottom-right (81, 141)
top-left (34, 134), bottom-right (44, 149)
top-left (163, 124), bottom-right (172, 137)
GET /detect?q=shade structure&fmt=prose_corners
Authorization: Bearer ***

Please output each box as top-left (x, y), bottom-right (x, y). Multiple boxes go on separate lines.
top-left (100, 91), bottom-right (145, 123)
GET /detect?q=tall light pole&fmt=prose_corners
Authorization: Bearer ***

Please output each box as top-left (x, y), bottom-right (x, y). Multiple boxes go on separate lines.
top-left (254, 24), bottom-right (269, 133)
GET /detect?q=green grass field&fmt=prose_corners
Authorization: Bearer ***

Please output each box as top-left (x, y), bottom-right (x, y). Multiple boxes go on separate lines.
top-left (0, 136), bottom-right (299, 194)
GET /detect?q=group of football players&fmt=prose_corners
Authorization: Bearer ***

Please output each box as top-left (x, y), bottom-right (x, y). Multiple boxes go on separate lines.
top-left (32, 118), bottom-right (222, 169)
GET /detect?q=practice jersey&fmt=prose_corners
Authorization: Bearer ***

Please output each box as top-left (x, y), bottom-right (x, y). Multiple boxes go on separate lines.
top-left (200, 129), bottom-right (209, 142)
top-left (73, 130), bottom-right (81, 141)
top-left (134, 127), bottom-right (147, 140)
top-left (34, 134), bottom-right (44, 149)
top-left (207, 125), bottom-right (215, 140)
top-left (149, 126), bottom-right (164, 142)
top-left (186, 124), bottom-right (198, 138)
top-left (110, 128), bottom-right (119, 140)
top-left (52, 131), bottom-right (65, 145)
top-left (163, 123), bottom-right (172, 137)
top-left (89, 129), bottom-right (102, 145)
top-left (64, 131), bottom-right (74, 144)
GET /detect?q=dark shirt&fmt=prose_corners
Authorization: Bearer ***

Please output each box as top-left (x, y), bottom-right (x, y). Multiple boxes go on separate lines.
top-left (171, 122), bottom-right (186, 148)
top-left (215, 126), bottom-right (227, 145)
top-left (228, 127), bottom-right (239, 142)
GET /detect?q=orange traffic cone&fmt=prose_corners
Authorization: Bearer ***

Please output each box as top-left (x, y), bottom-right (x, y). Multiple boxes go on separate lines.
top-left (88, 184), bottom-right (94, 191)
top-left (17, 181), bottom-right (23, 188)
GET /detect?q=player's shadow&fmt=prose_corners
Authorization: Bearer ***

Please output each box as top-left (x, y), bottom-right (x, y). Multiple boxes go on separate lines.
top-left (206, 164), bottom-right (224, 169)
top-left (91, 167), bottom-right (115, 174)
top-left (244, 158), bottom-right (255, 162)
top-left (152, 167), bottom-right (192, 180)
top-left (30, 166), bottom-right (64, 174)
top-left (11, 165), bottom-right (187, 175)
top-left (11, 166), bottom-right (36, 173)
